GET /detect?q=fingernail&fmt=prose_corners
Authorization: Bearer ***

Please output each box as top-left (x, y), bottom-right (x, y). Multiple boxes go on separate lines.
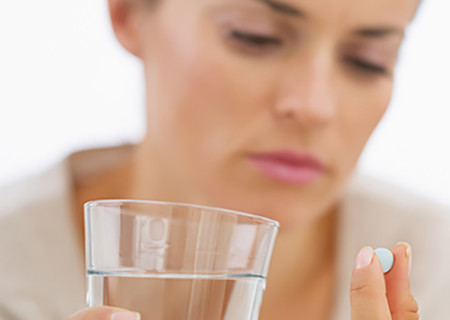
top-left (111, 311), bottom-right (141, 320)
top-left (355, 246), bottom-right (374, 269)
top-left (397, 241), bottom-right (412, 276)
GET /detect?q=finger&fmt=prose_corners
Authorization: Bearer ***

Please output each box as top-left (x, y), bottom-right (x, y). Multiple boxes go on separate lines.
top-left (385, 243), bottom-right (419, 319)
top-left (67, 306), bottom-right (141, 320)
top-left (350, 246), bottom-right (391, 320)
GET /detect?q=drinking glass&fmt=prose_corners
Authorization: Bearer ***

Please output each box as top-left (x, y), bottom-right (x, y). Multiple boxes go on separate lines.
top-left (85, 200), bottom-right (279, 320)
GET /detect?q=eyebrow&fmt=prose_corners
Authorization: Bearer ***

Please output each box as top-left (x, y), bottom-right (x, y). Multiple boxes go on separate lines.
top-left (355, 27), bottom-right (404, 38)
top-left (254, 0), bottom-right (305, 17)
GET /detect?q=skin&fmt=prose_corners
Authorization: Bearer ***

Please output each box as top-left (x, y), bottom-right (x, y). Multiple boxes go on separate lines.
top-left (69, 0), bottom-right (420, 318)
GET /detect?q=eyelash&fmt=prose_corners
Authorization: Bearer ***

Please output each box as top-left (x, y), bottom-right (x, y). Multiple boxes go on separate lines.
top-left (230, 30), bottom-right (282, 47)
top-left (346, 57), bottom-right (388, 75)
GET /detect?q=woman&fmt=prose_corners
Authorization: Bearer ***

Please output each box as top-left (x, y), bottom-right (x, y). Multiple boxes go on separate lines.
top-left (0, 0), bottom-right (448, 319)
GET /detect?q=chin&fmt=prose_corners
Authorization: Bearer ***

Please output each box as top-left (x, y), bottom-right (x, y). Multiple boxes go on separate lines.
top-left (210, 194), bottom-right (327, 230)
top-left (200, 171), bottom-right (339, 229)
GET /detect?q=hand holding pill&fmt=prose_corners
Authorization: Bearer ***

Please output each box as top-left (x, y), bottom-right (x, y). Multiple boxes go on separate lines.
top-left (350, 243), bottom-right (419, 320)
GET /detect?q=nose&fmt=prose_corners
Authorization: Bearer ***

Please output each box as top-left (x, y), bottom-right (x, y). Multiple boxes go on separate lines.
top-left (272, 52), bottom-right (336, 127)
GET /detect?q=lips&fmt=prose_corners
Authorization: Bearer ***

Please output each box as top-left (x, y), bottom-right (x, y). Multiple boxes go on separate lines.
top-left (249, 150), bottom-right (324, 185)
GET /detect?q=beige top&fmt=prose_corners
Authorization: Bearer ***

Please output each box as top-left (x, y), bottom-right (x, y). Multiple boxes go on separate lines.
top-left (0, 146), bottom-right (449, 319)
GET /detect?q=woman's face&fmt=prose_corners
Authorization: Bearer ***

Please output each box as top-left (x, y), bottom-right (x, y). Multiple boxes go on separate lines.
top-left (129, 0), bottom-right (418, 227)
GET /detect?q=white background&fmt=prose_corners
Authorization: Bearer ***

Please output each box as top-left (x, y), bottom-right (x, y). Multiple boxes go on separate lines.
top-left (0, 0), bottom-right (449, 207)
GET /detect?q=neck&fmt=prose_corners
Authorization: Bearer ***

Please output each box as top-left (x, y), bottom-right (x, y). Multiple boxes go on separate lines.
top-left (127, 142), bottom-right (201, 203)
top-left (261, 208), bottom-right (337, 319)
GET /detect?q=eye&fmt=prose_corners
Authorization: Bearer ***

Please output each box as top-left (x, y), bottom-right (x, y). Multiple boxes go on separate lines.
top-left (230, 30), bottom-right (282, 48)
top-left (346, 57), bottom-right (388, 75)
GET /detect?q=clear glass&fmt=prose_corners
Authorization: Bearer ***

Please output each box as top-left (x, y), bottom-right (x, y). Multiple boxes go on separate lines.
top-left (85, 200), bottom-right (279, 320)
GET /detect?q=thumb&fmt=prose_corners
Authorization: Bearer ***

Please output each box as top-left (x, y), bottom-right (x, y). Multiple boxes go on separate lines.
top-left (350, 246), bottom-right (391, 320)
top-left (67, 306), bottom-right (141, 320)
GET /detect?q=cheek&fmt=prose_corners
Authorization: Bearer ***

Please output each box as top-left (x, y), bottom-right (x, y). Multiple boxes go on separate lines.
top-left (337, 81), bottom-right (392, 172)
top-left (143, 24), bottom-right (261, 178)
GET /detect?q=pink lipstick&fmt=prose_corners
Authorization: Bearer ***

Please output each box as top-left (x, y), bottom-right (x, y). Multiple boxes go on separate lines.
top-left (249, 150), bottom-right (324, 185)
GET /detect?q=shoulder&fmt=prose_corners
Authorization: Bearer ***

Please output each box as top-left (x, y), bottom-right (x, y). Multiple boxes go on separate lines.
top-left (0, 158), bottom-right (74, 277)
top-left (0, 144), bottom-right (134, 220)
top-left (0, 160), bottom-right (85, 318)
top-left (342, 173), bottom-right (450, 236)
top-left (340, 172), bottom-right (450, 255)
top-left (0, 159), bottom-right (70, 219)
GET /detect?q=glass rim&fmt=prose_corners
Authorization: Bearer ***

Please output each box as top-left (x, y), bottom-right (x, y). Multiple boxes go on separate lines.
top-left (84, 199), bottom-right (280, 228)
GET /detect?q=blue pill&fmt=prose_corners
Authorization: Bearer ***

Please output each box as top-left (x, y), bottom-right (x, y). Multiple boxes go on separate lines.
top-left (374, 248), bottom-right (394, 273)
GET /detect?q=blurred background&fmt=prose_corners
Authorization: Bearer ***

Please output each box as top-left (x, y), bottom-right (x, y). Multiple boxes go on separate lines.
top-left (0, 0), bottom-right (449, 206)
